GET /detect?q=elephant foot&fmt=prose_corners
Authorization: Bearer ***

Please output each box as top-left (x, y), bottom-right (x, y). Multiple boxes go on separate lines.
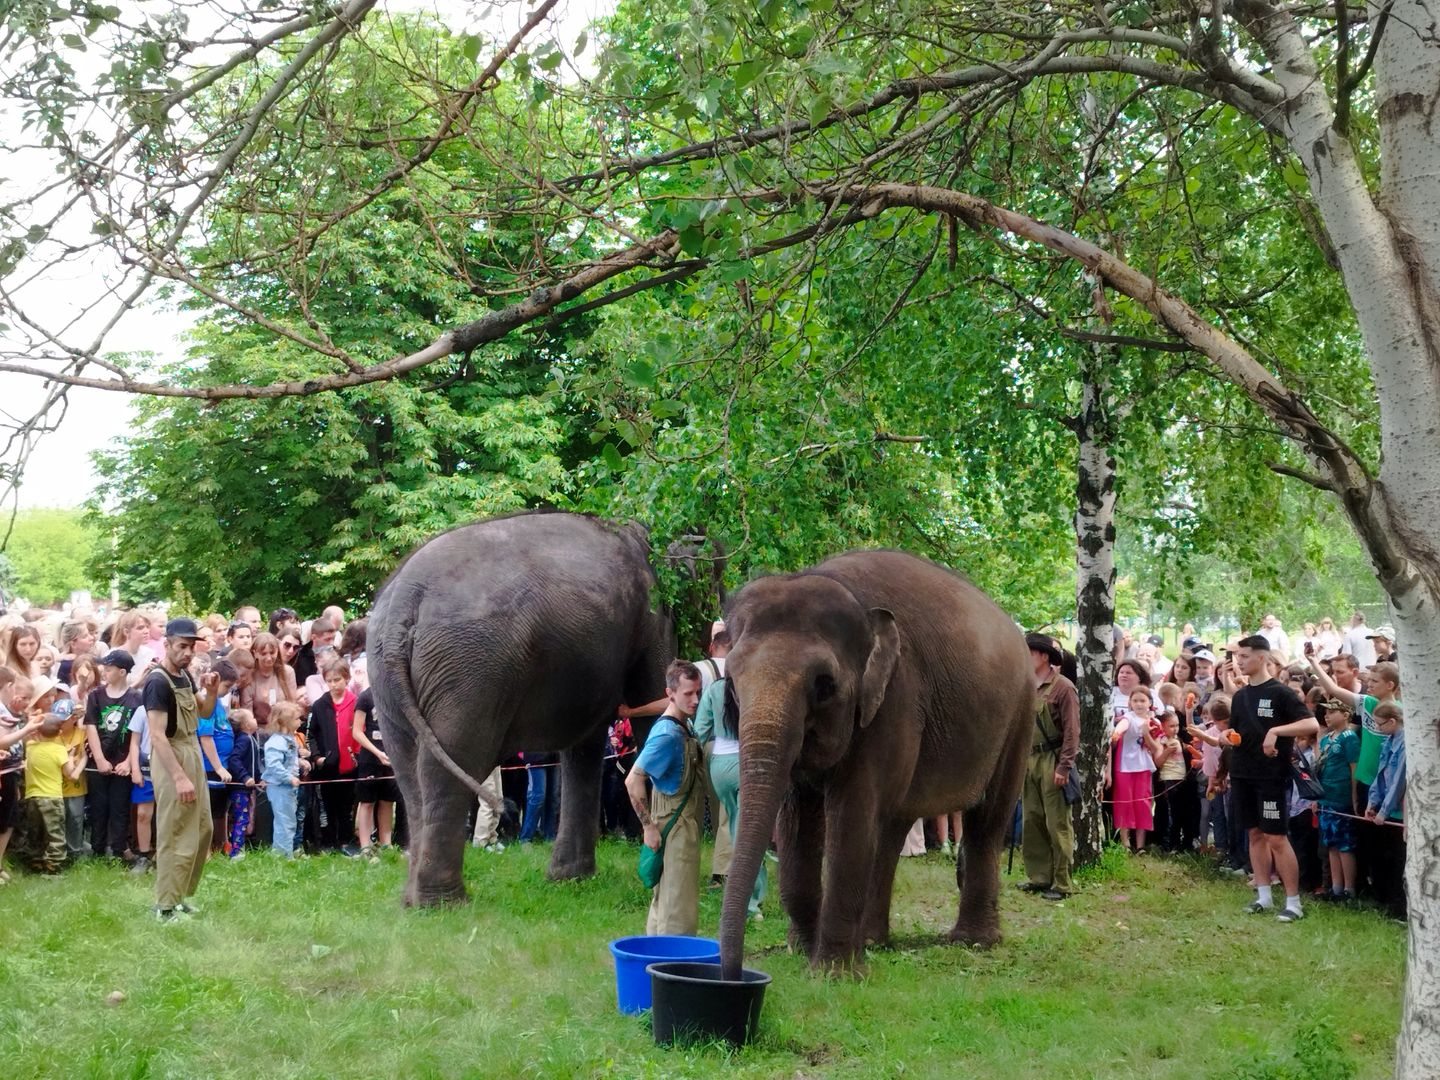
top-left (787, 925), bottom-right (815, 957)
top-left (946, 921), bottom-right (1001, 949)
top-left (545, 849), bottom-right (597, 881)
top-left (810, 950), bottom-right (869, 980)
top-left (405, 881), bottom-right (470, 908)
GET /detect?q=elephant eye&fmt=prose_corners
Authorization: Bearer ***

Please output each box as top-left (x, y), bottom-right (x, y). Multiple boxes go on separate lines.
top-left (813, 673), bottom-right (838, 703)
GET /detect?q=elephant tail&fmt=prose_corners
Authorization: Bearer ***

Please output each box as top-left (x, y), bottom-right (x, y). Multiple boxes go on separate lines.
top-left (383, 588), bottom-right (490, 801)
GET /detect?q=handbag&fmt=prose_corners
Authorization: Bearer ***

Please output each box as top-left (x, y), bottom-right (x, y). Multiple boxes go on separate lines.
top-left (637, 779), bottom-right (694, 889)
top-left (1290, 757), bottom-right (1326, 802)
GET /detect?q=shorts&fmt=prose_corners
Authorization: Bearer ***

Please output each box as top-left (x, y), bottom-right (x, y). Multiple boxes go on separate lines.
top-left (0, 770), bottom-right (22, 830)
top-left (355, 776), bottom-right (399, 804)
top-left (209, 785), bottom-right (230, 817)
top-left (131, 777), bottom-right (155, 805)
top-left (1319, 807), bottom-right (1358, 853)
top-left (1231, 776), bottom-right (1289, 835)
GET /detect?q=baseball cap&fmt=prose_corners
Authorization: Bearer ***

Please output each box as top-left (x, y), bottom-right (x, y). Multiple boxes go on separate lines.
top-left (99, 648), bottom-right (135, 672)
top-left (1191, 649), bottom-right (1217, 664)
top-left (1366, 625), bottom-right (1396, 641)
top-left (165, 617), bottom-right (202, 640)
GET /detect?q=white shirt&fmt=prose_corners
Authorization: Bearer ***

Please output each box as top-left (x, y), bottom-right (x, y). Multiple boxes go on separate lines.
top-left (695, 656), bottom-right (726, 690)
top-left (1257, 625), bottom-right (1290, 660)
top-left (1315, 630), bottom-right (1342, 659)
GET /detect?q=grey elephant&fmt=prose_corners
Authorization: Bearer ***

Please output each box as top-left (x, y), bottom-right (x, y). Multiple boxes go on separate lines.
top-left (717, 549), bottom-right (1032, 978)
top-left (369, 511), bottom-right (675, 906)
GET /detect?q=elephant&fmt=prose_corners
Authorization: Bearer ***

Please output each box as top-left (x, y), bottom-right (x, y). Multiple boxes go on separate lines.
top-left (369, 511), bottom-right (675, 906)
top-left (717, 549), bottom-right (1033, 978)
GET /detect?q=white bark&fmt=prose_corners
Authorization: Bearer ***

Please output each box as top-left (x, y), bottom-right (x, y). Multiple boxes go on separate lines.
top-left (1072, 346), bottom-right (1118, 864)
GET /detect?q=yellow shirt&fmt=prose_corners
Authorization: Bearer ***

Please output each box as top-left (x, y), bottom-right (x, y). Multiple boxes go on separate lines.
top-left (24, 739), bottom-right (67, 800)
top-left (62, 725), bottom-right (87, 797)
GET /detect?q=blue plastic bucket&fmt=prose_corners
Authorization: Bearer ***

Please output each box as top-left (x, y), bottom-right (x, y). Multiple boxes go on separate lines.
top-left (609, 936), bottom-right (721, 1014)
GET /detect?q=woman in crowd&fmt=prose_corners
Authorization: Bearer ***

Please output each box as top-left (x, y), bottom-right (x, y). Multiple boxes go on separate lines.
top-left (1314, 617), bottom-right (1342, 659)
top-left (338, 618), bottom-right (368, 695)
top-left (56, 620), bottom-right (97, 685)
top-left (241, 633), bottom-right (302, 729)
top-left (2, 624), bottom-right (42, 677)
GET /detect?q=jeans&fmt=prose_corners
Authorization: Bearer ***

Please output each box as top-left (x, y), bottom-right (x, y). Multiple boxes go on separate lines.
top-left (64, 794), bottom-right (88, 860)
top-left (518, 765), bottom-right (555, 842)
top-left (268, 784), bottom-right (298, 856)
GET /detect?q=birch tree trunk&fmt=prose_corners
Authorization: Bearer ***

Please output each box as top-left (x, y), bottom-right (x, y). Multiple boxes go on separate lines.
top-left (1071, 335), bottom-right (1119, 864)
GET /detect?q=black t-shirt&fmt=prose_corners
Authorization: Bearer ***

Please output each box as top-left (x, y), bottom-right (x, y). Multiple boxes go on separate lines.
top-left (141, 667), bottom-right (195, 739)
top-left (354, 688), bottom-right (383, 771)
top-left (85, 686), bottom-right (144, 764)
top-left (1229, 678), bottom-right (1311, 781)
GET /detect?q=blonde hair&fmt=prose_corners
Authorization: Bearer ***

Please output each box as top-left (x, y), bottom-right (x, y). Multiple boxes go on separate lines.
top-left (229, 707), bottom-right (257, 731)
top-left (269, 701), bottom-right (303, 733)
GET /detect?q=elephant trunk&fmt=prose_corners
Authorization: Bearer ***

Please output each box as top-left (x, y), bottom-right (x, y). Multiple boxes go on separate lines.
top-left (719, 702), bottom-right (798, 980)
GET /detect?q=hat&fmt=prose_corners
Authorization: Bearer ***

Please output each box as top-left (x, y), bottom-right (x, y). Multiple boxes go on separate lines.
top-left (1366, 625), bottom-right (1396, 641)
top-left (26, 675), bottom-right (60, 709)
top-left (99, 648), bottom-right (134, 672)
top-left (1025, 634), bottom-right (1063, 667)
top-left (165, 617), bottom-right (202, 641)
top-left (1145, 634), bottom-right (1165, 647)
top-left (1191, 649), bottom-right (1217, 664)
top-left (1320, 698), bottom-right (1353, 714)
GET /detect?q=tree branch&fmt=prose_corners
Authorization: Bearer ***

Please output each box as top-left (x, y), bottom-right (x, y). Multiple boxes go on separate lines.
top-left (1268, 462), bottom-right (1337, 491)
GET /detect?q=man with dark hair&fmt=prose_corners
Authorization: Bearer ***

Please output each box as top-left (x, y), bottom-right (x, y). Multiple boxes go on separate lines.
top-left (292, 617), bottom-right (336, 686)
top-left (1019, 635), bottom-right (1080, 901)
top-left (143, 618), bottom-right (221, 922)
top-left (625, 659), bottom-right (704, 935)
top-left (1228, 635), bottom-right (1319, 922)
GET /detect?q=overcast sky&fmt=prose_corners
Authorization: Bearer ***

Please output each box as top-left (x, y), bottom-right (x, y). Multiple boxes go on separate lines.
top-left (11, 0), bottom-right (609, 510)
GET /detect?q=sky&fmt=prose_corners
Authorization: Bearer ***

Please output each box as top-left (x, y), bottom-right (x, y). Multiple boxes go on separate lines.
top-left (10, 0), bottom-right (609, 509)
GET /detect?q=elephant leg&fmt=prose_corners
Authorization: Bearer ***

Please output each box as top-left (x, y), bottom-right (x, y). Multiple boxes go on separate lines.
top-left (949, 725), bottom-right (1028, 948)
top-left (410, 744), bottom-right (479, 907)
top-left (777, 784), bottom-right (824, 958)
top-left (862, 817), bottom-right (913, 947)
top-left (814, 786), bottom-right (880, 974)
top-left (549, 729), bottom-right (604, 881)
top-left (386, 720), bottom-right (424, 907)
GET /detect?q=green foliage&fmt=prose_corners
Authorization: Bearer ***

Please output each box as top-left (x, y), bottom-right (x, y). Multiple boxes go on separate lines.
top-left (1, 508), bottom-right (103, 605)
top-left (1226, 1019), bottom-right (1359, 1080)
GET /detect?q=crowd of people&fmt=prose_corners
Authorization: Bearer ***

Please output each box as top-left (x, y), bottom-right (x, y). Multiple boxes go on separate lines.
top-left (1019, 612), bottom-right (1408, 924)
top-left (0, 598), bottom-right (1408, 933)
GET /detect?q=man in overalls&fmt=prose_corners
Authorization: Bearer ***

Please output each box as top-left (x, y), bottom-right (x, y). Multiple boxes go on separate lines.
top-left (1020, 634), bottom-right (1080, 901)
top-left (142, 618), bottom-right (221, 922)
top-left (625, 660), bottom-right (704, 935)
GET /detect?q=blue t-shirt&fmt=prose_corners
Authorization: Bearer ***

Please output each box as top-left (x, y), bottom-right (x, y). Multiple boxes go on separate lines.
top-left (634, 716), bottom-right (691, 796)
top-left (198, 699), bottom-right (234, 789)
top-left (1315, 728), bottom-right (1359, 808)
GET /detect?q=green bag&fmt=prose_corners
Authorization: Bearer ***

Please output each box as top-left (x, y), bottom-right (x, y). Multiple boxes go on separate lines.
top-left (637, 781), bottom-right (693, 889)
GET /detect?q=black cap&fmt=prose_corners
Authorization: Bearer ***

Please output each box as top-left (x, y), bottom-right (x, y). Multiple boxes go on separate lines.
top-left (1025, 634), bottom-right (1063, 667)
top-left (164, 617), bottom-right (202, 641)
top-left (99, 648), bottom-right (134, 672)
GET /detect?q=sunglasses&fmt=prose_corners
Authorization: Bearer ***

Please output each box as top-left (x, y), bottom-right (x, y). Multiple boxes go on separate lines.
top-left (281, 642), bottom-right (298, 650)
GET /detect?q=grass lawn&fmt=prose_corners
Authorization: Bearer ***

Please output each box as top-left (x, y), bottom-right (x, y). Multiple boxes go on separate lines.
top-left (0, 840), bottom-right (1402, 1079)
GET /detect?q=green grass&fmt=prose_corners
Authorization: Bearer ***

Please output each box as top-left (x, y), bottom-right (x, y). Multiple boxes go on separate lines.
top-left (0, 841), bottom-right (1403, 1079)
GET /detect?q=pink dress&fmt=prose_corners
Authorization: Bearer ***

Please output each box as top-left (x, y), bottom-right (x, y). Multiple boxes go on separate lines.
top-left (1111, 715), bottom-right (1156, 831)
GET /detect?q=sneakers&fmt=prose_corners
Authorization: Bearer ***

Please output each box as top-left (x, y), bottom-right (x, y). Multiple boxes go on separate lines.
top-left (1243, 900), bottom-right (1272, 914)
top-left (154, 906), bottom-right (187, 923)
top-left (1276, 907), bottom-right (1304, 923)
top-left (481, 842), bottom-right (505, 854)
top-left (175, 901), bottom-right (201, 915)
top-left (130, 855), bottom-right (152, 875)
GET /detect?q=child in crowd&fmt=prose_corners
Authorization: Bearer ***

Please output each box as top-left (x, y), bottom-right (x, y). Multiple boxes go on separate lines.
top-left (1287, 732), bottom-right (1321, 893)
top-left (1191, 695), bottom-right (1246, 872)
top-left (351, 687), bottom-right (397, 858)
top-left (199, 660), bottom-right (237, 853)
top-left (1365, 702), bottom-right (1407, 919)
top-left (1111, 687), bottom-right (1161, 853)
top-left (263, 702), bottom-right (303, 858)
top-left (225, 709), bottom-right (261, 859)
top-left (1151, 711), bottom-right (1188, 852)
top-left (21, 716), bottom-right (68, 874)
top-left (83, 649), bottom-right (141, 860)
top-left (1315, 699), bottom-right (1360, 901)
top-left (59, 705), bottom-right (88, 861)
top-left (125, 703), bottom-right (155, 874)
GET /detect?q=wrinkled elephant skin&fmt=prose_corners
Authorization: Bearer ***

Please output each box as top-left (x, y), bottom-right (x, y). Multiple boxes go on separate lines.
top-left (718, 550), bottom-right (1032, 977)
top-left (369, 511), bottom-right (671, 907)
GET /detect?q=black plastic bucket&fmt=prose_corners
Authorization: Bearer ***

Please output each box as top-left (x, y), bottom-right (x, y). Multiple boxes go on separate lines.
top-left (647, 961), bottom-right (772, 1047)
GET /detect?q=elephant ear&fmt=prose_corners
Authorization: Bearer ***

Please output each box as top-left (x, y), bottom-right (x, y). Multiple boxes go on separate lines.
top-left (857, 608), bottom-right (900, 729)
